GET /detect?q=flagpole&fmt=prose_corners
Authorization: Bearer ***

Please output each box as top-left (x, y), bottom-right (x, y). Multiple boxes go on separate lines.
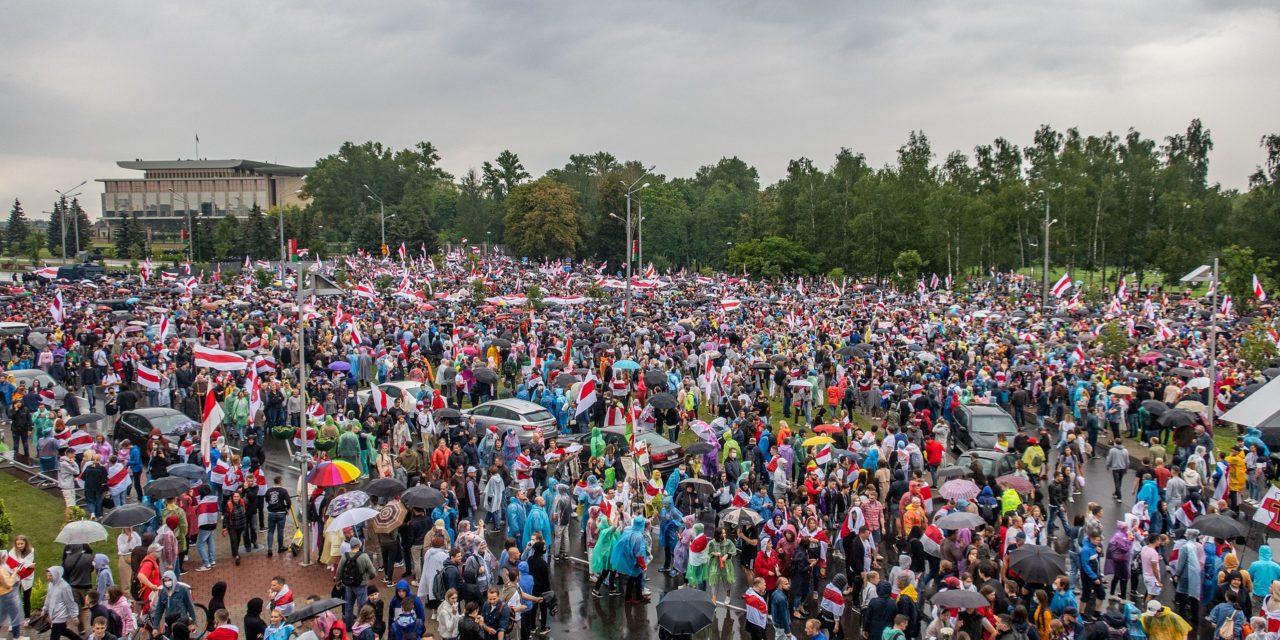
top-left (297, 272), bottom-right (311, 566)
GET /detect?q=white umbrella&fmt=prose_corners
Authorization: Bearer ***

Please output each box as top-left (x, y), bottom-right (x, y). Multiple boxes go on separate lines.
top-left (325, 507), bottom-right (380, 533)
top-left (1186, 377), bottom-right (1211, 391)
top-left (788, 380), bottom-right (813, 388)
top-left (56, 520), bottom-right (108, 545)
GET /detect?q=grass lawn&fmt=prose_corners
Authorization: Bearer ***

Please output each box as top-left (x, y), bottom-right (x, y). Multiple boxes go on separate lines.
top-left (0, 473), bottom-right (112, 604)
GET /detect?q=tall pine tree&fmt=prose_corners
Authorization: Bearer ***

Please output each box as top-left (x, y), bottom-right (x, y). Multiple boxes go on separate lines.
top-left (114, 213), bottom-right (138, 259)
top-left (70, 198), bottom-right (92, 255)
top-left (5, 199), bottom-right (29, 256)
top-left (47, 196), bottom-right (66, 256)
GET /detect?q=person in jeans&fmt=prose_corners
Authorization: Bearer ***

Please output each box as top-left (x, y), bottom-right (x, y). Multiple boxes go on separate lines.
top-left (337, 539), bottom-right (376, 630)
top-left (223, 491), bottom-right (249, 565)
top-left (194, 488), bottom-right (219, 570)
top-left (264, 476), bottom-right (291, 557)
top-left (1106, 436), bottom-right (1129, 501)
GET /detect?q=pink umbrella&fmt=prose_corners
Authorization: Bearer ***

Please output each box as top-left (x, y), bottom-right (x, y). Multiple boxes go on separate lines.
top-left (996, 474), bottom-right (1036, 495)
top-left (939, 479), bottom-right (980, 502)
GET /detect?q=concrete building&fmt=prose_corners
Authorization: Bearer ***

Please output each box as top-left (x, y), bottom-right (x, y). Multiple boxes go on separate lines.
top-left (97, 159), bottom-right (309, 241)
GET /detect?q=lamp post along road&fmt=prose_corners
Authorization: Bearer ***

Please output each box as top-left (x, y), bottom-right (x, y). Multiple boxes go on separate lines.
top-left (168, 189), bottom-right (195, 263)
top-left (364, 185), bottom-right (386, 253)
top-left (620, 166), bottom-right (655, 325)
top-left (1038, 190), bottom-right (1056, 309)
top-left (56, 181), bottom-right (86, 260)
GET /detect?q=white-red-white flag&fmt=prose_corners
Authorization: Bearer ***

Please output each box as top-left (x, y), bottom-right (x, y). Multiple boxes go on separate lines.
top-left (136, 363), bottom-right (162, 390)
top-left (1051, 273), bottom-right (1073, 297)
top-left (575, 377), bottom-right (597, 417)
top-left (194, 344), bottom-right (248, 371)
top-left (371, 385), bottom-right (390, 414)
top-left (1254, 274), bottom-right (1268, 301)
top-left (200, 388), bottom-right (224, 464)
top-left (48, 290), bottom-right (64, 323)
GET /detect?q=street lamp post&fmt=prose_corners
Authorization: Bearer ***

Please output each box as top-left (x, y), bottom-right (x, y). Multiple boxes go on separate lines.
top-left (168, 189), bottom-right (194, 263)
top-left (1181, 260), bottom-right (1220, 416)
top-left (620, 166), bottom-right (655, 325)
top-left (56, 181), bottom-right (86, 260)
top-left (1038, 190), bottom-right (1057, 308)
top-left (363, 185), bottom-right (386, 253)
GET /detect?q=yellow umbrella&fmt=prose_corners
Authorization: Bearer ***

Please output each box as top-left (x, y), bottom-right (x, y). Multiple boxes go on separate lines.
top-left (803, 435), bottom-right (835, 447)
top-left (1176, 400), bottom-right (1207, 413)
top-left (1109, 385), bottom-right (1135, 395)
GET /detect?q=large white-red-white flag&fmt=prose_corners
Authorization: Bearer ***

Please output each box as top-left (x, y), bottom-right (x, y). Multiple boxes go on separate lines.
top-left (194, 345), bottom-right (248, 371)
top-left (1051, 273), bottom-right (1073, 297)
top-left (1254, 274), bottom-right (1268, 301)
top-left (575, 377), bottom-right (597, 417)
top-left (48, 290), bottom-right (64, 323)
top-left (719, 298), bottom-right (741, 311)
top-left (371, 385), bottom-right (391, 414)
top-left (136, 363), bottom-right (162, 390)
top-left (200, 388), bottom-right (224, 464)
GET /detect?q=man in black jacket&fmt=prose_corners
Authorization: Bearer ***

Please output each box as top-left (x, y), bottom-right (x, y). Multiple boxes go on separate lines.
top-left (863, 582), bottom-right (898, 640)
top-left (526, 541), bottom-right (552, 635)
top-left (80, 455), bottom-right (109, 518)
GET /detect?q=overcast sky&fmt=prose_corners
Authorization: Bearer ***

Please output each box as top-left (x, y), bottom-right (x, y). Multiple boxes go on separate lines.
top-left (2, 0), bottom-right (1277, 218)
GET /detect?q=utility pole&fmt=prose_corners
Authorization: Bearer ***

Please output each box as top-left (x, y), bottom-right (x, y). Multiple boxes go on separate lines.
top-left (364, 185), bottom-right (386, 255)
top-left (297, 271), bottom-right (311, 565)
top-left (1038, 190), bottom-right (1056, 308)
top-left (55, 181), bottom-right (86, 260)
top-left (619, 166), bottom-right (654, 324)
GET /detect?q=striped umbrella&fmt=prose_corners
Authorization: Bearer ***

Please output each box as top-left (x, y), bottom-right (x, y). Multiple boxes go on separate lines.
top-left (308, 460), bottom-right (361, 487)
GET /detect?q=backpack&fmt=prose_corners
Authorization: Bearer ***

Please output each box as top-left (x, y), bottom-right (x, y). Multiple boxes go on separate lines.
top-left (340, 552), bottom-right (366, 587)
top-left (431, 565), bottom-right (447, 600)
top-left (393, 611), bottom-right (418, 633)
top-left (1218, 615), bottom-right (1236, 640)
top-left (462, 554), bottom-right (482, 587)
top-left (1011, 625), bottom-right (1030, 640)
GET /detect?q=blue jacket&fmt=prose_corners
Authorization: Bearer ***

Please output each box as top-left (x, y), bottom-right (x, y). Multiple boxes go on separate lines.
top-left (1079, 538), bottom-right (1099, 580)
top-left (1249, 545), bottom-right (1280, 597)
top-left (128, 446), bottom-right (144, 473)
top-left (506, 498), bottom-right (527, 546)
top-left (659, 502), bottom-right (684, 549)
top-left (769, 587), bottom-right (790, 629)
top-left (664, 469), bottom-right (686, 497)
top-left (388, 579), bottom-right (425, 640)
top-left (609, 516), bottom-right (649, 576)
top-left (523, 505), bottom-right (552, 550)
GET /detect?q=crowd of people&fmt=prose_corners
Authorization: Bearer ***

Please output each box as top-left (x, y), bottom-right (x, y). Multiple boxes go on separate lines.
top-left (0, 250), bottom-right (1275, 640)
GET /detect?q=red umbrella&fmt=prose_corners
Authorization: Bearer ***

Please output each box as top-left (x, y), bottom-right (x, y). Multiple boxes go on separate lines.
top-left (811, 424), bottom-right (842, 435)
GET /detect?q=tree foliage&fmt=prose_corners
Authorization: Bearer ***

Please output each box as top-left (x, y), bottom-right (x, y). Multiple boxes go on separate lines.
top-left (727, 236), bottom-right (818, 278)
top-left (5, 199), bottom-right (28, 256)
top-left (503, 178), bottom-right (582, 259)
top-left (1222, 244), bottom-right (1276, 309)
top-left (114, 212), bottom-right (147, 259)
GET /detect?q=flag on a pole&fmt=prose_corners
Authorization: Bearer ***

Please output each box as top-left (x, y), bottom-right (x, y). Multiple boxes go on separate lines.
top-left (137, 364), bottom-right (162, 390)
top-left (574, 376), bottom-right (597, 418)
top-left (1051, 273), bottom-right (1073, 297)
top-left (200, 389), bottom-right (224, 464)
top-left (1254, 274), bottom-right (1268, 301)
top-left (371, 386), bottom-right (390, 414)
top-left (48, 290), bottom-right (64, 324)
top-left (194, 345), bottom-right (248, 371)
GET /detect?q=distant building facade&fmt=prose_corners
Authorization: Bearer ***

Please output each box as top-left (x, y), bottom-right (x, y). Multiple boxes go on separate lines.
top-left (97, 159), bottom-right (309, 241)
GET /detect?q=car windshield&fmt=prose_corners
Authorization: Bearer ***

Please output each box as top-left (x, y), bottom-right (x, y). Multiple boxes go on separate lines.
top-left (970, 415), bottom-right (1016, 434)
top-left (151, 413), bottom-right (197, 436)
top-left (521, 409), bottom-right (554, 422)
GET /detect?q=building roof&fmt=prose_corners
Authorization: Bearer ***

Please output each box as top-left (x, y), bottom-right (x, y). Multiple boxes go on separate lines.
top-left (1221, 376), bottom-right (1280, 428)
top-left (116, 159), bottom-right (310, 176)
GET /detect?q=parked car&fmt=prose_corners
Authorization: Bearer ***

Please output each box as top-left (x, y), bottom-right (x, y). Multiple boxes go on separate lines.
top-left (952, 404), bottom-right (1019, 451)
top-left (355, 381), bottom-right (429, 417)
top-left (564, 425), bottom-right (686, 476)
top-left (56, 264), bottom-right (105, 281)
top-left (461, 398), bottom-right (558, 444)
top-left (7, 369), bottom-right (88, 409)
top-left (954, 448), bottom-right (1019, 479)
top-left (113, 408), bottom-right (200, 454)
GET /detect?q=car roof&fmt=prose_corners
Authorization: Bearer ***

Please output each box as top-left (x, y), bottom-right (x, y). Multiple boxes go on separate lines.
top-left (961, 449), bottom-right (1010, 460)
top-left (127, 408), bottom-right (190, 418)
top-left (599, 425), bottom-right (675, 444)
top-left (486, 398), bottom-right (547, 413)
top-left (964, 406), bottom-right (1011, 416)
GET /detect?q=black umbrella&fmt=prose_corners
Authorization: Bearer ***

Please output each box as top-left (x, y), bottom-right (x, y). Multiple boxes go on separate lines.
top-left (1242, 382), bottom-right (1265, 396)
top-left (1169, 367), bottom-right (1195, 378)
top-left (593, 327), bottom-right (612, 335)
top-left (684, 441), bottom-right (714, 456)
top-left (648, 392), bottom-right (678, 411)
top-left (750, 362), bottom-right (774, 371)
top-left (592, 342), bottom-right (614, 352)
top-left (287, 597), bottom-right (344, 624)
top-left (66, 413), bottom-right (105, 427)
top-left (553, 374), bottom-right (580, 389)
top-left (471, 368), bottom-right (498, 384)
top-left (1141, 400), bottom-right (1170, 417)
top-left (487, 338), bottom-right (512, 349)
top-left (678, 478), bottom-right (715, 493)
top-left (166, 464), bottom-right (206, 483)
top-left (144, 476), bottom-right (191, 500)
top-left (1008, 544), bottom-right (1067, 583)
top-left (718, 507), bottom-right (763, 529)
top-left (100, 503), bottom-right (157, 528)
top-left (1158, 409), bottom-right (1197, 429)
top-left (656, 588), bottom-right (716, 635)
top-left (836, 346), bottom-right (859, 357)
top-left (400, 485), bottom-right (446, 510)
top-left (1191, 513), bottom-right (1247, 540)
top-left (434, 408), bottom-right (461, 420)
top-left (930, 589), bottom-right (991, 609)
top-left (643, 370), bottom-right (667, 388)
top-left (364, 477), bottom-right (407, 499)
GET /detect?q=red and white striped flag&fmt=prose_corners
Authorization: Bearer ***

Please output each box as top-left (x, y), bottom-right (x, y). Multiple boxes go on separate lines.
top-left (1254, 274), bottom-right (1268, 301)
top-left (200, 388), bottom-right (224, 464)
top-left (49, 290), bottom-right (65, 323)
top-left (1073, 343), bottom-right (1086, 363)
top-left (719, 298), bottom-right (741, 311)
top-left (1051, 273), bottom-right (1073, 297)
top-left (306, 401), bottom-right (324, 421)
top-left (1220, 294), bottom-right (1234, 317)
top-left (574, 377), bottom-right (597, 417)
top-left (194, 345), bottom-right (248, 371)
top-left (1117, 276), bottom-right (1128, 300)
top-left (815, 444), bottom-right (832, 465)
top-left (371, 386), bottom-right (390, 414)
top-left (354, 282), bottom-right (377, 300)
top-left (732, 489), bottom-right (750, 507)
top-left (136, 363), bottom-right (162, 390)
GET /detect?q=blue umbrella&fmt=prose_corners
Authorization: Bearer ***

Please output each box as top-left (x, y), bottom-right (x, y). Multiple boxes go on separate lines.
top-left (613, 359), bottom-right (641, 371)
top-left (329, 361), bottom-right (351, 372)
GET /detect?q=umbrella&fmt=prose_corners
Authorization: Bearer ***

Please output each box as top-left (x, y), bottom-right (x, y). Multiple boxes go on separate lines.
top-left (144, 476), bottom-right (192, 500)
top-left (55, 520), bottom-right (108, 545)
top-left (100, 503), bottom-right (157, 528)
top-left (656, 588), bottom-right (716, 635)
top-left (365, 477), bottom-right (407, 499)
top-left (684, 441), bottom-right (714, 456)
top-left (996, 474), bottom-right (1036, 494)
top-left (1158, 410), bottom-right (1197, 429)
top-left (938, 479), bottom-right (981, 502)
top-left (931, 589), bottom-right (993, 609)
top-left (400, 485), bottom-right (446, 510)
top-left (788, 380), bottom-right (812, 388)
top-left (916, 352), bottom-right (938, 363)
top-left (934, 511), bottom-right (986, 530)
top-left (1173, 424), bottom-right (1198, 448)
top-left (66, 413), bottom-right (104, 427)
top-left (836, 346), bottom-right (860, 357)
top-left (643, 370), bottom-right (668, 387)
top-left (328, 361), bottom-right (351, 372)
top-left (1169, 367), bottom-right (1195, 378)
top-left (592, 342), bottom-right (613, 353)
top-left (471, 368), bottom-right (498, 384)
top-left (326, 491), bottom-right (370, 517)
top-left (811, 424), bottom-right (843, 435)
top-left (371, 501), bottom-right (407, 534)
top-left (487, 338), bottom-right (512, 349)
top-left (1264, 367), bottom-right (1280, 380)
top-left (1190, 513), bottom-right (1248, 540)
top-left (1141, 400), bottom-right (1170, 416)
top-left (750, 362), bottom-right (774, 371)
top-left (648, 392), bottom-right (677, 410)
top-left (802, 435), bottom-right (835, 447)
top-left (1008, 545), bottom-right (1067, 583)
top-left (553, 374), bottom-right (580, 389)
top-left (678, 478), bottom-right (715, 493)
top-left (308, 461), bottom-right (362, 487)
top-left (1186, 377), bottom-right (1211, 391)
top-left (166, 464), bottom-right (206, 483)
top-left (1108, 385), bottom-right (1135, 396)
top-left (1175, 400), bottom-right (1207, 413)
top-left (434, 408), bottom-right (461, 420)
top-left (718, 506), bottom-right (764, 529)
top-left (325, 506), bottom-right (380, 533)
top-left (613, 359), bottom-right (641, 371)
top-left (286, 597), bottom-right (344, 624)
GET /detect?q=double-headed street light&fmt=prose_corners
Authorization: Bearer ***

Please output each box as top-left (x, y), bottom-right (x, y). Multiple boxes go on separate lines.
top-left (1037, 189), bottom-right (1058, 308)
top-left (363, 184), bottom-right (387, 254)
top-left (620, 166), bottom-right (655, 324)
top-left (56, 180), bottom-right (87, 260)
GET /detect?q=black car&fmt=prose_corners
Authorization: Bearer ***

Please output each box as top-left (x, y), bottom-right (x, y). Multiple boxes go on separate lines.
top-left (564, 426), bottom-right (686, 476)
top-left (114, 408), bottom-right (200, 454)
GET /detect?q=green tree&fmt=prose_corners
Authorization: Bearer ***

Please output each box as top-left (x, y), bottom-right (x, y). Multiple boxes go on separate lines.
top-left (1096, 322), bottom-right (1129, 358)
top-left (525, 284), bottom-right (545, 310)
top-left (503, 178), bottom-right (583, 258)
top-left (892, 249), bottom-right (927, 290)
top-left (47, 196), bottom-right (66, 256)
top-left (191, 216), bottom-right (215, 262)
top-left (242, 204), bottom-right (275, 259)
top-left (253, 268), bottom-right (273, 289)
top-left (5, 199), bottom-right (28, 255)
top-left (481, 149), bottom-right (531, 241)
top-left (24, 231), bottom-right (44, 266)
top-left (1222, 244), bottom-right (1277, 308)
top-left (1239, 325), bottom-right (1280, 371)
top-left (114, 212), bottom-right (139, 259)
top-left (472, 277), bottom-right (487, 303)
top-left (212, 216), bottom-right (243, 260)
top-left (726, 236), bottom-right (818, 278)
top-left (70, 198), bottom-right (91, 254)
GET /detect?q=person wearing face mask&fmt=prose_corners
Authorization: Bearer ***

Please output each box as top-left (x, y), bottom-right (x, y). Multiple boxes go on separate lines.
top-left (150, 571), bottom-right (195, 633)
